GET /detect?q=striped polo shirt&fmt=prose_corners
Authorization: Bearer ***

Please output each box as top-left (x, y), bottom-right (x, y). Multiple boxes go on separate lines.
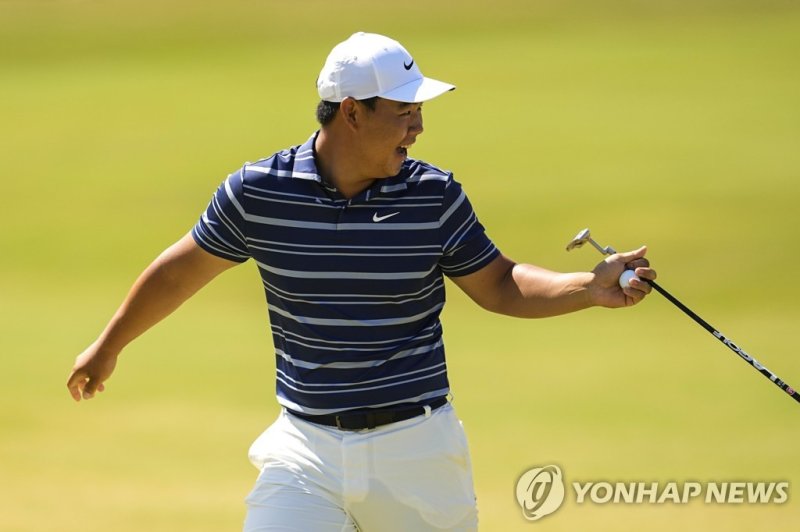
top-left (192, 132), bottom-right (500, 415)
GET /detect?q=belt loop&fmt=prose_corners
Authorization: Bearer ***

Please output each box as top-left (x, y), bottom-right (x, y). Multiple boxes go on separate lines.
top-left (423, 404), bottom-right (432, 418)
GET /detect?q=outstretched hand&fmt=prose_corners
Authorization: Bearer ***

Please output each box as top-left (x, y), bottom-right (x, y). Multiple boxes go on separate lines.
top-left (589, 246), bottom-right (657, 308)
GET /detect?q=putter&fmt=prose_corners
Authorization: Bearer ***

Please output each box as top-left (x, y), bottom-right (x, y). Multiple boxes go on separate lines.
top-left (566, 228), bottom-right (800, 405)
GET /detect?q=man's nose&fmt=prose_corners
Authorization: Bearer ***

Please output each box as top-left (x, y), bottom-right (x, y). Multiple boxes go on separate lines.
top-left (410, 111), bottom-right (423, 135)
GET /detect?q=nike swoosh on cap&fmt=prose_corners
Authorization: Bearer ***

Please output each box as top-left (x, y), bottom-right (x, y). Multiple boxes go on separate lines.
top-left (403, 59), bottom-right (414, 70)
top-left (373, 212), bottom-right (400, 222)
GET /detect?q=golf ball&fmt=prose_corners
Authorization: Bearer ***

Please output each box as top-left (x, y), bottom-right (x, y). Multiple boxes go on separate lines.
top-left (619, 269), bottom-right (640, 289)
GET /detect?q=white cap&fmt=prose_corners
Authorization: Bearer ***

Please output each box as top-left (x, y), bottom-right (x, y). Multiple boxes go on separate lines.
top-left (316, 32), bottom-right (455, 103)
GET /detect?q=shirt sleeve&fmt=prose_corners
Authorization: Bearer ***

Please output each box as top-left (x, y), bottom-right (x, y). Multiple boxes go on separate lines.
top-left (191, 168), bottom-right (251, 263)
top-left (438, 176), bottom-right (500, 277)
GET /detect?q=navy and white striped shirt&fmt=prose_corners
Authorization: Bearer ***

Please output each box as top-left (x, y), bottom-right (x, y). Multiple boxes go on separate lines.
top-left (192, 132), bottom-right (500, 414)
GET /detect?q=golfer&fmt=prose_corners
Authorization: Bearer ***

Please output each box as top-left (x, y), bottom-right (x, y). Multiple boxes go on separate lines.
top-left (68, 32), bottom-right (656, 531)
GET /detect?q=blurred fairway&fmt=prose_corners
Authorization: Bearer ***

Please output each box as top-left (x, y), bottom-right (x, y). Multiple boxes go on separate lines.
top-left (2, 0), bottom-right (799, 530)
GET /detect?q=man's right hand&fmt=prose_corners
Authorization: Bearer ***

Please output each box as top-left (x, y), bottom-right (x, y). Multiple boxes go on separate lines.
top-left (67, 342), bottom-right (119, 401)
top-left (65, 232), bottom-right (241, 403)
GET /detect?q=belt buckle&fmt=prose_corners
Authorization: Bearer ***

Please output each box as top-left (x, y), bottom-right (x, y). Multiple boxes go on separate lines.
top-left (334, 412), bottom-right (378, 431)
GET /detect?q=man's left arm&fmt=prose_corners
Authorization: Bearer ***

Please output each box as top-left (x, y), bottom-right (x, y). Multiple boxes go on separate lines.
top-left (449, 247), bottom-right (656, 318)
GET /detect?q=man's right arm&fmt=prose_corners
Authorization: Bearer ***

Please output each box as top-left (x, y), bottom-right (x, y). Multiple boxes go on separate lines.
top-left (66, 233), bottom-right (241, 401)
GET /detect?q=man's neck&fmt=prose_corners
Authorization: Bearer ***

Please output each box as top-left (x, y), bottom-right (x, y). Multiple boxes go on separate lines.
top-left (314, 128), bottom-right (375, 199)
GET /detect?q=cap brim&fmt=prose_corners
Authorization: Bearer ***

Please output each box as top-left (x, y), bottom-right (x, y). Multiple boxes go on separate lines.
top-left (380, 76), bottom-right (455, 103)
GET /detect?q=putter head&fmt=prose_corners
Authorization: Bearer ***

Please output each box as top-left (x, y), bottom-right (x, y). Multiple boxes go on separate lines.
top-left (566, 228), bottom-right (592, 252)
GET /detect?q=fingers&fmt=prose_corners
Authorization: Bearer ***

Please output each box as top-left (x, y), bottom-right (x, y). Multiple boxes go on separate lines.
top-left (616, 247), bottom-right (656, 304)
top-left (623, 276), bottom-right (651, 300)
top-left (67, 373), bottom-right (106, 401)
top-left (82, 377), bottom-right (101, 400)
top-left (631, 262), bottom-right (656, 286)
top-left (591, 245), bottom-right (658, 308)
top-left (66, 347), bottom-right (116, 402)
top-left (614, 246), bottom-right (647, 263)
top-left (66, 370), bottom-right (85, 402)
top-left (622, 266), bottom-right (658, 304)
top-left (616, 245), bottom-right (658, 284)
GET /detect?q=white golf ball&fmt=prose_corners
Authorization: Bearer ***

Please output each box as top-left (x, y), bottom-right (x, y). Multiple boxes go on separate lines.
top-left (619, 269), bottom-right (640, 289)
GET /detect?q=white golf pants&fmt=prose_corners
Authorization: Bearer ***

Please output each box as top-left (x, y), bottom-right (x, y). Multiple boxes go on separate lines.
top-left (243, 403), bottom-right (478, 531)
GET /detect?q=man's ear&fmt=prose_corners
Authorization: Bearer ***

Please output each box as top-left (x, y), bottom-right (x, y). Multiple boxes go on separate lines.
top-left (339, 97), bottom-right (360, 131)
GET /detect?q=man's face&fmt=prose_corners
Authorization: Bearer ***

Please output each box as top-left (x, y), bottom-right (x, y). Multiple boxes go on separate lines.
top-left (355, 98), bottom-right (424, 179)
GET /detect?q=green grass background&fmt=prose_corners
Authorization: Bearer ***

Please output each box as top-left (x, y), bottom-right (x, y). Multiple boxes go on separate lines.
top-left (2, 1), bottom-right (799, 530)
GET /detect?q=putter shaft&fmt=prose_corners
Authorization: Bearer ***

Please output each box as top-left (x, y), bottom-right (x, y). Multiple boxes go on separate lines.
top-left (645, 279), bottom-right (799, 404)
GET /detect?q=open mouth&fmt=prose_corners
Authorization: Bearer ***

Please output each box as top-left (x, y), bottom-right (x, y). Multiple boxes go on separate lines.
top-left (397, 144), bottom-right (410, 157)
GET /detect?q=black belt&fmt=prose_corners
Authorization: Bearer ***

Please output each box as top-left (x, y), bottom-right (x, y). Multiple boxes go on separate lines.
top-left (288, 396), bottom-right (448, 431)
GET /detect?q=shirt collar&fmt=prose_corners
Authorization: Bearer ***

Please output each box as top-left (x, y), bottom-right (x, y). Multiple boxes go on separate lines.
top-left (290, 131), bottom-right (324, 183)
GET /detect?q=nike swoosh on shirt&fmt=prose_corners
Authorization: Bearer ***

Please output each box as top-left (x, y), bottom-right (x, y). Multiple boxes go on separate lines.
top-left (373, 212), bottom-right (400, 222)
